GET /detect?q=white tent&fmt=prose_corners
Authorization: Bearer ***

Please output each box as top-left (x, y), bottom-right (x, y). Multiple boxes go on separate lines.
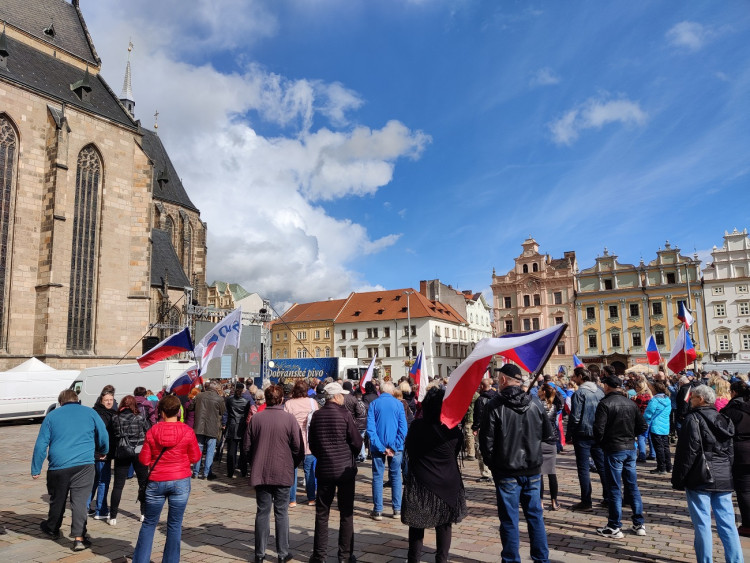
top-left (7, 357), bottom-right (57, 372)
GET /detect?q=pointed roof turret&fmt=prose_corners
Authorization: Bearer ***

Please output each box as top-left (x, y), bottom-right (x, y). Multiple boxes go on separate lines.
top-left (119, 41), bottom-right (135, 116)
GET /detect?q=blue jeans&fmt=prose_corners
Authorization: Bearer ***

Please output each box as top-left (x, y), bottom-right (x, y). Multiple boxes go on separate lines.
top-left (88, 459), bottom-right (111, 516)
top-left (685, 489), bottom-right (743, 563)
top-left (290, 454), bottom-right (317, 502)
top-left (132, 477), bottom-right (191, 563)
top-left (573, 438), bottom-right (609, 505)
top-left (371, 451), bottom-right (403, 512)
top-left (493, 474), bottom-right (549, 563)
top-left (636, 431), bottom-right (656, 461)
top-left (603, 449), bottom-right (644, 529)
top-left (193, 435), bottom-right (216, 477)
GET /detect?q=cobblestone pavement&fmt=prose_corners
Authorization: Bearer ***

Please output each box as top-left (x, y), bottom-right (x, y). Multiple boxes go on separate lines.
top-left (2, 420), bottom-right (750, 562)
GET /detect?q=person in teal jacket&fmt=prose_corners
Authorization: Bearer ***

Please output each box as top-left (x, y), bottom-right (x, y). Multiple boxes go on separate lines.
top-left (643, 382), bottom-right (672, 474)
top-left (31, 389), bottom-right (108, 552)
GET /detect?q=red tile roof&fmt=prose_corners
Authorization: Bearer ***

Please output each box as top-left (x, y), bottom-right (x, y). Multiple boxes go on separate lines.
top-left (278, 299), bottom-right (347, 323)
top-left (336, 289), bottom-right (467, 324)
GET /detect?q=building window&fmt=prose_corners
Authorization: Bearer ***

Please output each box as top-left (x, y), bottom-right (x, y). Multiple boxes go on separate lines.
top-left (314, 330), bottom-right (320, 339)
top-left (715, 303), bottom-right (726, 317)
top-left (367, 347), bottom-right (377, 358)
top-left (435, 326), bottom-right (442, 336)
top-left (275, 333), bottom-right (279, 341)
top-left (384, 327), bottom-right (390, 337)
top-left (611, 333), bottom-right (621, 348)
top-left (553, 292), bottom-right (562, 305)
top-left (340, 347), bottom-right (346, 357)
top-left (67, 146), bottom-right (102, 352)
top-left (738, 285), bottom-right (749, 294)
top-left (742, 334), bottom-right (750, 351)
top-left (718, 334), bottom-right (730, 351)
top-left (652, 302), bottom-right (663, 316)
top-left (523, 319), bottom-right (531, 331)
top-left (405, 345), bottom-right (416, 357)
top-left (532, 318), bottom-right (540, 330)
top-left (557, 342), bottom-right (566, 355)
top-left (629, 303), bottom-right (639, 317)
top-left (655, 330), bottom-right (665, 346)
top-left (586, 306), bottom-right (596, 320)
top-left (340, 330), bottom-right (346, 339)
top-left (666, 272), bottom-right (676, 284)
top-left (604, 279), bottom-right (613, 290)
top-left (297, 349), bottom-right (308, 358)
top-left (367, 328), bottom-right (374, 338)
top-left (532, 263), bottom-right (539, 272)
top-left (555, 316), bottom-right (564, 325)
top-left (504, 296), bottom-right (512, 308)
top-left (713, 286), bottom-right (725, 296)
top-left (283, 333), bottom-right (288, 340)
top-left (325, 347), bottom-right (330, 356)
top-left (413, 326), bottom-right (418, 337)
top-left (352, 329), bottom-right (358, 339)
top-left (0, 117), bottom-right (16, 348)
top-left (632, 331), bottom-right (642, 347)
top-left (315, 347), bottom-right (321, 357)
top-left (523, 264), bottom-right (529, 273)
top-left (739, 302), bottom-right (750, 316)
top-left (609, 305), bottom-right (619, 319)
top-left (588, 333), bottom-right (597, 348)
top-left (505, 320), bottom-right (513, 333)
top-left (522, 295), bottom-right (530, 307)
top-left (165, 215), bottom-right (175, 247)
top-left (297, 331), bottom-right (307, 340)
top-left (435, 343), bottom-right (442, 356)
top-left (384, 345), bottom-right (391, 357)
top-left (324, 329), bottom-right (330, 339)
top-left (533, 294), bottom-right (541, 306)
top-left (351, 347), bottom-right (358, 358)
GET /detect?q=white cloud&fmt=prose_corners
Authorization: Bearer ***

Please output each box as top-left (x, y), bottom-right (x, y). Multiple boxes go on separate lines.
top-left (666, 21), bottom-right (711, 52)
top-left (529, 67), bottom-right (560, 87)
top-left (549, 95), bottom-right (648, 145)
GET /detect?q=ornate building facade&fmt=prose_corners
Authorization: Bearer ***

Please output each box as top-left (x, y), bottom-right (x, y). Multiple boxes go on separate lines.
top-left (491, 238), bottom-right (577, 374)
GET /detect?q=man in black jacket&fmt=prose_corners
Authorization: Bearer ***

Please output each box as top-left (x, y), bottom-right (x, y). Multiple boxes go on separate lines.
top-left (593, 374), bottom-right (648, 539)
top-left (308, 382), bottom-right (363, 563)
top-left (225, 383), bottom-right (249, 478)
top-left (479, 364), bottom-right (552, 563)
top-left (472, 377), bottom-right (497, 482)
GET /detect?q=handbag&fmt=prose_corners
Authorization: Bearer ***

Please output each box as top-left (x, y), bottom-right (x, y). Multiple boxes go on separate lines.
top-left (136, 444), bottom-right (172, 505)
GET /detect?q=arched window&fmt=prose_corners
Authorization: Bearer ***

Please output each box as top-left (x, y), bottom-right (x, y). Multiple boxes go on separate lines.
top-left (185, 222), bottom-right (193, 275)
top-left (0, 116), bottom-right (18, 348)
top-left (67, 145), bottom-right (102, 352)
top-left (315, 347), bottom-right (321, 357)
top-left (153, 204), bottom-right (161, 230)
top-left (165, 215), bottom-right (175, 246)
top-left (532, 263), bottom-right (538, 272)
top-left (178, 213), bottom-right (185, 264)
top-left (522, 264), bottom-right (528, 273)
top-left (325, 347), bottom-right (330, 356)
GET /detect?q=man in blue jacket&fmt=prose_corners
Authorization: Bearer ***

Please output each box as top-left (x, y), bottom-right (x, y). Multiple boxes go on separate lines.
top-left (366, 381), bottom-right (407, 521)
top-left (31, 389), bottom-right (108, 552)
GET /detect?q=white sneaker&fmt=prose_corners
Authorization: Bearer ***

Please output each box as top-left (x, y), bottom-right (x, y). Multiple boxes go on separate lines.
top-left (632, 524), bottom-right (646, 536)
top-left (596, 525), bottom-right (624, 539)
top-left (108, 518), bottom-right (116, 526)
top-left (140, 514), bottom-right (145, 522)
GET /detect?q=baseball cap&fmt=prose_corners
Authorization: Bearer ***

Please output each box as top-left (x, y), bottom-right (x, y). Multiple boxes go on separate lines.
top-left (324, 382), bottom-right (349, 396)
top-left (496, 364), bottom-right (523, 380)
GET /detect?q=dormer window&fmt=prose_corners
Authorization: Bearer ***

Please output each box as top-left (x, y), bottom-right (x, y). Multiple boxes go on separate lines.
top-left (43, 22), bottom-right (56, 38)
top-left (70, 68), bottom-right (93, 102)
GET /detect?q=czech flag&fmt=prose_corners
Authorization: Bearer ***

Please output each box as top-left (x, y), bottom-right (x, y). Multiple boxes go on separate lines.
top-left (440, 324), bottom-right (567, 428)
top-left (667, 324), bottom-right (697, 374)
top-left (168, 364), bottom-right (202, 396)
top-left (359, 354), bottom-right (377, 393)
top-left (137, 327), bottom-right (194, 368)
top-left (409, 345), bottom-right (427, 403)
top-left (573, 354), bottom-right (584, 368)
top-left (677, 301), bottom-right (694, 327)
top-left (646, 334), bottom-right (662, 366)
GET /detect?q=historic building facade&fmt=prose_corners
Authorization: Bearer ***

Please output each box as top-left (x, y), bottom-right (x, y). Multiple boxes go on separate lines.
top-left (0, 0), bottom-right (205, 369)
top-left (419, 279), bottom-right (493, 344)
top-left (702, 229), bottom-right (750, 361)
top-left (491, 238), bottom-right (578, 374)
top-left (575, 242), bottom-right (704, 373)
top-left (271, 299), bottom-right (345, 361)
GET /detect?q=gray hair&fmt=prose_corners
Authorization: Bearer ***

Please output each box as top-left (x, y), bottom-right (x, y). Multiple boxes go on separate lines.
top-left (381, 381), bottom-right (396, 395)
top-left (692, 384), bottom-right (716, 405)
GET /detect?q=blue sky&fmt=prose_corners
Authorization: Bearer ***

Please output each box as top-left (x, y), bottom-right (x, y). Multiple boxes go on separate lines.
top-left (85, 1), bottom-right (750, 309)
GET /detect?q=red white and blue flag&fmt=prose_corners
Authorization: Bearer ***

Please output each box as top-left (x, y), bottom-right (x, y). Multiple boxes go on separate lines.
top-left (168, 364), bottom-right (202, 396)
top-left (667, 324), bottom-right (697, 374)
top-left (573, 354), bottom-right (584, 368)
top-left (359, 354), bottom-right (377, 393)
top-left (677, 301), bottom-right (694, 327)
top-left (136, 327), bottom-right (194, 368)
top-left (409, 344), bottom-right (427, 403)
top-left (194, 307), bottom-right (242, 375)
top-left (440, 324), bottom-right (567, 428)
top-left (646, 334), bottom-right (662, 366)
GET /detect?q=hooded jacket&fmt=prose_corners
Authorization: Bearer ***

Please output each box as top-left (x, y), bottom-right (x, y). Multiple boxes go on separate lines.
top-left (672, 405), bottom-right (734, 492)
top-left (643, 394), bottom-right (671, 436)
top-left (720, 396), bottom-right (750, 466)
top-left (479, 386), bottom-right (553, 477)
top-left (139, 421), bottom-right (201, 482)
top-left (566, 381), bottom-right (604, 442)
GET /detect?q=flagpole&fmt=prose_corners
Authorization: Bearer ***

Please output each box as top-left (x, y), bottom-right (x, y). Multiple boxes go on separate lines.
top-left (525, 323), bottom-right (568, 394)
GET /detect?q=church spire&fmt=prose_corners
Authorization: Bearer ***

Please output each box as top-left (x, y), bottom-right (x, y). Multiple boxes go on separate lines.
top-left (119, 40), bottom-right (135, 117)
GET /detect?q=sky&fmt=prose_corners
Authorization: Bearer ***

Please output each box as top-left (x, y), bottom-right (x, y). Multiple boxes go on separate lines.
top-left (83, 1), bottom-right (750, 312)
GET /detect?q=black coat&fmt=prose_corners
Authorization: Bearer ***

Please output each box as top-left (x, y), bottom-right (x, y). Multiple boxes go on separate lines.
top-left (722, 397), bottom-right (750, 466)
top-left (93, 402), bottom-right (117, 458)
top-left (225, 394), bottom-right (249, 440)
top-left (308, 401), bottom-right (363, 482)
top-left (472, 389), bottom-right (498, 431)
top-left (593, 391), bottom-right (647, 452)
top-left (672, 406), bottom-right (734, 492)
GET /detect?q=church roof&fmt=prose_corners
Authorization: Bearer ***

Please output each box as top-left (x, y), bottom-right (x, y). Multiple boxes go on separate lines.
top-left (209, 281), bottom-right (252, 303)
top-left (151, 229), bottom-right (191, 289)
top-left (140, 129), bottom-right (198, 212)
top-left (0, 35), bottom-right (135, 128)
top-left (0, 0), bottom-right (99, 66)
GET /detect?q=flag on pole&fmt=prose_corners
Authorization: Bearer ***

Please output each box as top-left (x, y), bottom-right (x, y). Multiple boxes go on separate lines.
top-left (666, 324), bottom-right (697, 374)
top-left (440, 324), bottom-right (567, 428)
top-left (572, 354), bottom-right (584, 368)
top-left (409, 344), bottom-right (427, 403)
top-left (136, 327), bottom-right (194, 368)
top-left (359, 354), bottom-right (377, 393)
top-left (677, 301), bottom-right (694, 327)
top-left (168, 364), bottom-right (202, 396)
top-left (646, 334), bottom-right (662, 366)
top-left (194, 307), bottom-right (242, 375)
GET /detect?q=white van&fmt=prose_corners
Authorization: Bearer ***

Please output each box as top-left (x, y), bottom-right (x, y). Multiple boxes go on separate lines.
top-left (70, 360), bottom-right (196, 407)
top-left (0, 358), bottom-right (80, 421)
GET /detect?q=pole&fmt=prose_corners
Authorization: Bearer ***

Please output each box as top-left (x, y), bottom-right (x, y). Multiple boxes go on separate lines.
top-left (405, 290), bottom-right (414, 363)
top-left (684, 262), bottom-right (698, 372)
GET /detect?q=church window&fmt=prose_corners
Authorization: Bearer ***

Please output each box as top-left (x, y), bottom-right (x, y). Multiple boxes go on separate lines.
top-left (178, 214), bottom-right (185, 265)
top-left (522, 264), bottom-right (528, 273)
top-left (532, 263), bottom-right (538, 272)
top-left (185, 222), bottom-right (193, 275)
top-left (67, 146), bottom-right (102, 352)
top-left (165, 215), bottom-right (175, 246)
top-left (0, 116), bottom-right (18, 348)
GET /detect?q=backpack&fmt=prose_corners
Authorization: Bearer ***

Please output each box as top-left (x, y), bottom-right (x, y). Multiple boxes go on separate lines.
top-left (137, 401), bottom-right (153, 430)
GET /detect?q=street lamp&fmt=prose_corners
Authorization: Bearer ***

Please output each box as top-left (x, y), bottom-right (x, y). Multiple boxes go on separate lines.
top-left (404, 290), bottom-right (414, 362)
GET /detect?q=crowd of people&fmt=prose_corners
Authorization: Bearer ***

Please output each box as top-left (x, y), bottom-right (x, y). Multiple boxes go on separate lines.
top-left (29, 365), bottom-right (750, 562)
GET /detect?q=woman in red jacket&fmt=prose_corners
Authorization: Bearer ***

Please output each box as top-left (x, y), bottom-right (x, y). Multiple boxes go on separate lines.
top-left (132, 395), bottom-right (200, 563)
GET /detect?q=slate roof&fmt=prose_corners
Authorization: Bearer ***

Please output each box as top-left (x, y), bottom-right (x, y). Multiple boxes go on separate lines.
top-left (151, 229), bottom-right (190, 289)
top-left (209, 281), bottom-right (252, 303)
top-left (336, 289), bottom-right (467, 324)
top-left (279, 300), bottom-right (347, 323)
top-left (140, 129), bottom-right (198, 212)
top-left (0, 0), bottom-right (99, 66)
top-left (0, 35), bottom-right (135, 128)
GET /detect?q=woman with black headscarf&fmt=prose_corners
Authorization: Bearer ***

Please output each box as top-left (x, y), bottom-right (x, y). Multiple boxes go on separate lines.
top-left (401, 387), bottom-right (466, 563)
